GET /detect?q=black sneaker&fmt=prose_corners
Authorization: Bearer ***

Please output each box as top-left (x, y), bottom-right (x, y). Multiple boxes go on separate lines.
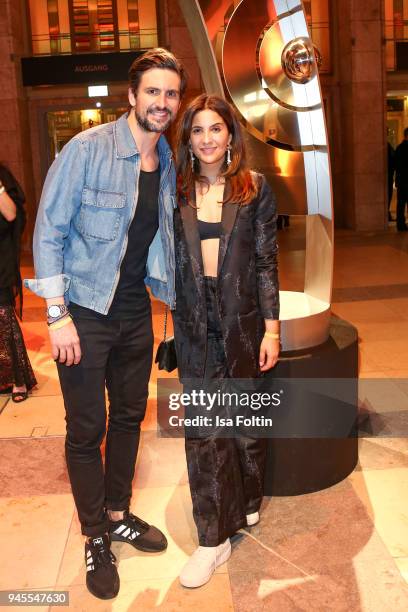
top-left (85, 534), bottom-right (120, 600)
top-left (109, 510), bottom-right (167, 552)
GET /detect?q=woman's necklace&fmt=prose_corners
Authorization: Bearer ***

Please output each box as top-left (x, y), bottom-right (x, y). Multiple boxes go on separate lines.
top-left (197, 176), bottom-right (225, 210)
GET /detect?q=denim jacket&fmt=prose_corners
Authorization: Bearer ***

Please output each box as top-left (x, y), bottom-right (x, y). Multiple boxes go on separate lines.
top-left (25, 113), bottom-right (176, 312)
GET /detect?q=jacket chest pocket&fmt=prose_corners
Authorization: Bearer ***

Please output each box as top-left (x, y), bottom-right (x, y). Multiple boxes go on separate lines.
top-left (77, 187), bottom-right (126, 241)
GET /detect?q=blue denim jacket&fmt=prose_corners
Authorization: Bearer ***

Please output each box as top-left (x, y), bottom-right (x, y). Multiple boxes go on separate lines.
top-left (25, 113), bottom-right (176, 311)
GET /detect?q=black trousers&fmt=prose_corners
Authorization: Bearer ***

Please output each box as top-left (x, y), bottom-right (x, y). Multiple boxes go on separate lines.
top-left (185, 277), bottom-right (266, 547)
top-left (0, 288), bottom-right (37, 392)
top-left (57, 310), bottom-right (153, 536)
top-left (397, 186), bottom-right (408, 229)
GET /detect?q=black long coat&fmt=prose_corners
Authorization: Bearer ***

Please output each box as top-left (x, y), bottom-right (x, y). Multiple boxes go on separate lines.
top-left (0, 165), bottom-right (26, 289)
top-left (172, 173), bottom-right (279, 381)
top-left (395, 140), bottom-right (408, 191)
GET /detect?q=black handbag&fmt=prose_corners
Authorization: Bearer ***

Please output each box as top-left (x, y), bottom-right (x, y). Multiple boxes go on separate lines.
top-left (155, 306), bottom-right (177, 372)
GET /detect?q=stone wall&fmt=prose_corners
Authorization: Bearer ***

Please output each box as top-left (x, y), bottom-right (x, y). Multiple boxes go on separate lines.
top-left (334, 0), bottom-right (387, 229)
top-left (0, 0), bottom-right (36, 249)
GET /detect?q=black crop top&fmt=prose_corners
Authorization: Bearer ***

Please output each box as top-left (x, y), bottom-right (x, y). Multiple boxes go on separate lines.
top-left (198, 219), bottom-right (221, 240)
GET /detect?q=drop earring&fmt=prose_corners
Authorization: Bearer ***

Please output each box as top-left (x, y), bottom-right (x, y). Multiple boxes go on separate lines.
top-left (226, 146), bottom-right (232, 166)
top-left (190, 147), bottom-right (195, 170)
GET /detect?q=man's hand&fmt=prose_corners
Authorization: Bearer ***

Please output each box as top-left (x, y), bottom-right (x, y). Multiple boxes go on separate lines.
top-left (49, 320), bottom-right (82, 366)
top-left (259, 337), bottom-right (279, 372)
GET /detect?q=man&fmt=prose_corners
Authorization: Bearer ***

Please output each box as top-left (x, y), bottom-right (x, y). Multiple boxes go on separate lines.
top-left (25, 48), bottom-right (186, 600)
top-left (387, 139), bottom-right (395, 222)
top-left (395, 127), bottom-right (408, 231)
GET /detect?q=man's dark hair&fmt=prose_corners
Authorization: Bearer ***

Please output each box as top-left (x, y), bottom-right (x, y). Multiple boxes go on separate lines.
top-left (128, 47), bottom-right (187, 99)
top-left (404, 127), bottom-right (408, 139)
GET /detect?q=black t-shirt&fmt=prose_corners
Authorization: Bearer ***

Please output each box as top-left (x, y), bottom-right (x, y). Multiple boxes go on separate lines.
top-left (70, 167), bottom-right (160, 319)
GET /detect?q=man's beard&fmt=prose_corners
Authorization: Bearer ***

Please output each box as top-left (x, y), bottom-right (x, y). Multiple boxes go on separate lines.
top-left (135, 105), bottom-right (172, 133)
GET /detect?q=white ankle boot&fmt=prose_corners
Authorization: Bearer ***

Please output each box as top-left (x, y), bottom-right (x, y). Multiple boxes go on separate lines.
top-left (179, 539), bottom-right (231, 588)
top-left (246, 511), bottom-right (259, 526)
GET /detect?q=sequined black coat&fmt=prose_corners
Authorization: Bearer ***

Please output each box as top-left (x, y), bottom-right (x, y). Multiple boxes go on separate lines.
top-left (172, 173), bottom-right (279, 381)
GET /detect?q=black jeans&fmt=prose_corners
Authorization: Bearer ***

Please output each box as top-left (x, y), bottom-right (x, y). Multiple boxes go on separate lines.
top-left (397, 186), bottom-right (408, 229)
top-left (57, 310), bottom-right (153, 536)
top-left (185, 277), bottom-right (266, 547)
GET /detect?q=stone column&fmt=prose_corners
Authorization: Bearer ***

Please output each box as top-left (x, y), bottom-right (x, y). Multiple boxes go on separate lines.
top-left (0, 0), bottom-right (36, 249)
top-left (163, 0), bottom-right (202, 96)
top-left (336, 0), bottom-right (387, 230)
top-left (0, 0), bottom-right (36, 250)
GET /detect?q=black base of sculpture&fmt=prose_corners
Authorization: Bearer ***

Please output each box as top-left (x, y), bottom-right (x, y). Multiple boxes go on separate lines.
top-left (264, 316), bottom-right (359, 496)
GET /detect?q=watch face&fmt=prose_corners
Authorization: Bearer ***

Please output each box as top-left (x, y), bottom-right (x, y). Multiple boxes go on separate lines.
top-left (48, 305), bottom-right (62, 318)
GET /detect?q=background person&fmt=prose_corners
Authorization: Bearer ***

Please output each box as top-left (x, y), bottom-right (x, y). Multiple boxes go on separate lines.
top-left (173, 94), bottom-right (280, 588)
top-left (387, 141), bottom-right (395, 222)
top-left (395, 127), bottom-right (408, 231)
top-left (0, 163), bottom-right (36, 402)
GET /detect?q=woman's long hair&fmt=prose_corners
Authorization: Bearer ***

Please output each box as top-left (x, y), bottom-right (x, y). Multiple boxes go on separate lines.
top-left (176, 94), bottom-right (258, 206)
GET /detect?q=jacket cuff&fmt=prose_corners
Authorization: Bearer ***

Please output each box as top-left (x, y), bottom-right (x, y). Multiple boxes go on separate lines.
top-left (261, 308), bottom-right (280, 321)
top-left (24, 274), bottom-right (71, 298)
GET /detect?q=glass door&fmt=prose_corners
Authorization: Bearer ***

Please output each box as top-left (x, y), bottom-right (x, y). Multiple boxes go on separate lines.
top-left (46, 106), bottom-right (127, 164)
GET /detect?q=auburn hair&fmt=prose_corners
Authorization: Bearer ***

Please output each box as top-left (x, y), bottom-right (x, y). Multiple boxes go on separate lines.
top-left (176, 94), bottom-right (258, 207)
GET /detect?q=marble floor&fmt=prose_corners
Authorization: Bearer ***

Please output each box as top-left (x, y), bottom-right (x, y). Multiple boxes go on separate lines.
top-left (1, 218), bottom-right (408, 611)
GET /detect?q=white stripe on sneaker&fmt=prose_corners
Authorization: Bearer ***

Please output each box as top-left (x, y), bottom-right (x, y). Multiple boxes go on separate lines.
top-left (114, 525), bottom-right (127, 535)
top-left (122, 527), bottom-right (131, 538)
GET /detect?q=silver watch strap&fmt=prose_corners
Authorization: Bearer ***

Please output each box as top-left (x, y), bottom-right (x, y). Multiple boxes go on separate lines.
top-left (47, 304), bottom-right (69, 322)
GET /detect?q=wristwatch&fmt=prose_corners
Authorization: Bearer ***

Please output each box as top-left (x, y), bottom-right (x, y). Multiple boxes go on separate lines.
top-left (0, 181), bottom-right (5, 195)
top-left (47, 304), bottom-right (69, 324)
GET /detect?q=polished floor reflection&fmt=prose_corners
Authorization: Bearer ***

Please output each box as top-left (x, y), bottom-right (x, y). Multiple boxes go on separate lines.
top-left (1, 219), bottom-right (408, 610)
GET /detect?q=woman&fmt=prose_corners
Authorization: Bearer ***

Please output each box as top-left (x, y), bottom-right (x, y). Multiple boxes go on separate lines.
top-left (0, 164), bottom-right (37, 401)
top-left (173, 95), bottom-right (279, 588)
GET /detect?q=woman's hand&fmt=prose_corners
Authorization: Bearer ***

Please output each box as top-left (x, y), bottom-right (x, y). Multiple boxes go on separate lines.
top-left (0, 183), bottom-right (17, 222)
top-left (259, 336), bottom-right (280, 371)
